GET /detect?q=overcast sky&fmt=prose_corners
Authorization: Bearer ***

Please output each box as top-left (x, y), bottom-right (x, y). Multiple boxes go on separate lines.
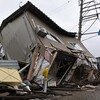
top-left (0, 0), bottom-right (100, 57)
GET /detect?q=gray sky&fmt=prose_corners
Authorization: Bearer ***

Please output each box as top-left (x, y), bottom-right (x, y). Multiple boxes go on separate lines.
top-left (0, 0), bottom-right (100, 57)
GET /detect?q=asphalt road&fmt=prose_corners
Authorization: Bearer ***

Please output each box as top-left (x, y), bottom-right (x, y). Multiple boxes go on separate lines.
top-left (50, 89), bottom-right (100, 100)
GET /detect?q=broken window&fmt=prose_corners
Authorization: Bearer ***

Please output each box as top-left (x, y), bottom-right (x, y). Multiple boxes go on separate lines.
top-left (46, 33), bottom-right (64, 44)
top-left (35, 25), bottom-right (64, 44)
top-left (46, 34), bottom-right (58, 43)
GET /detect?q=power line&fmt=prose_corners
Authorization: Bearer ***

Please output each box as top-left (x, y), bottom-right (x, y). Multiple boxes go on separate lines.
top-left (83, 18), bottom-right (97, 34)
top-left (93, 0), bottom-right (100, 21)
top-left (69, 23), bottom-right (78, 31)
top-left (82, 34), bottom-right (98, 41)
top-left (82, 0), bottom-right (100, 35)
top-left (81, 0), bottom-right (100, 41)
top-left (48, 0), bottom-right (73, 15)
top-left (78, 0), bottom-right (100, 40)
top-left (94, 0), bottom-right (100, 22)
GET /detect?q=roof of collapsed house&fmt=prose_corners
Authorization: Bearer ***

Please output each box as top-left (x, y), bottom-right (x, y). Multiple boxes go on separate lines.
top-left (0, 1), bottom-right (76, 37)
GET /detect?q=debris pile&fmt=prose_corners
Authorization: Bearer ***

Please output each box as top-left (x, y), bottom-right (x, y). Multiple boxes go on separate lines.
top-left (0, 43), bottom-right (99, 99)
top-left (0, 1), bottom-right (99, 99)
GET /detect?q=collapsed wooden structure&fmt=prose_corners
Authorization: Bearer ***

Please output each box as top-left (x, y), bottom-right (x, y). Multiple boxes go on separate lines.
top-left (0, 1), bottom-right (98, 99)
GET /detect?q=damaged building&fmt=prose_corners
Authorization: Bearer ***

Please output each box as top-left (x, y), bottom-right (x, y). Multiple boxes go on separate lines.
top-left (0, 1), bottom-right (97, 89)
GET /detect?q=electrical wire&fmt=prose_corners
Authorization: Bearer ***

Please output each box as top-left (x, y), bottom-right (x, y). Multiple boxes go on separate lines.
top-left (48, 0), bottom-right (73, 15)
top-left (93, 0), bottom-right (100, 22)
top-left (80, 0), bottom-right (100, 35)
top-left (82, 34), bottom-right (98, 41)
top-left (69, 23), bottom-right (78, 31)
top-left (82, 18), bottom-right (97, 34)
top-left (82, 2), bottom-right (93, 26)
top-left (70, 1), bottom-right (91, 32)
top-left (81, 0), bottom-right (100, 41)
top-left (82, 4), bottom-right (91, 17)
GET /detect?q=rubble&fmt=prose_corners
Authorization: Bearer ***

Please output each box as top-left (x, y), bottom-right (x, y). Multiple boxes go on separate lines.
top-left (0, 1), bottom-right (99, 99)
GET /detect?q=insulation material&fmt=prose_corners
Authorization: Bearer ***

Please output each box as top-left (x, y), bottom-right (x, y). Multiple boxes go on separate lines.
top-left (33, 59), bottom-right (50, 85)
top-left (0, 67), bottom-right (22, 85)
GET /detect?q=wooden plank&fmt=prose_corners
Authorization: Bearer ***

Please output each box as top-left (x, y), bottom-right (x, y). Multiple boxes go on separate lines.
top-left (27, 46), bottom-right (39, 80)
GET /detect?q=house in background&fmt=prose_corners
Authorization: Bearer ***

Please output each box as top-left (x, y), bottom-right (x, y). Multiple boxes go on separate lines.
top-left (0, 1), bottom-right (97, 86)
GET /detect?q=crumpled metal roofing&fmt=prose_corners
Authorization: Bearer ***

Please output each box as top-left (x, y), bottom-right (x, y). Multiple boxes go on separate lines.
top-left (0, 60), bottom-right (19, 69)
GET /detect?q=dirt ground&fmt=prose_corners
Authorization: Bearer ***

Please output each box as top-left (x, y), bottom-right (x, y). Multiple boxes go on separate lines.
top-left (4, 88), bottom-right (99, 100)
top-left (42, 89), bottom-right (100, 100)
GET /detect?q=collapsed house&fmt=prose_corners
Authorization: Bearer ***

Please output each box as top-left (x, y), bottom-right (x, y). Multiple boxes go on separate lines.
top-left (0, 1), bottom-right (97, 88)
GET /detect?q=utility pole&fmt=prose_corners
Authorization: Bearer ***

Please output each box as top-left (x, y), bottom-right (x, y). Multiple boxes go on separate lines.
top-left (78, 0), bottom-right (100, 40)
top-left (78, 0), bottom-right (83, 40)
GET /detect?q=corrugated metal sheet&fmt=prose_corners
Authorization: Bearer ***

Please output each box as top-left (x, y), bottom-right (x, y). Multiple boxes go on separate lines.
top-left (0, 60), bottom-right (19, 69)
